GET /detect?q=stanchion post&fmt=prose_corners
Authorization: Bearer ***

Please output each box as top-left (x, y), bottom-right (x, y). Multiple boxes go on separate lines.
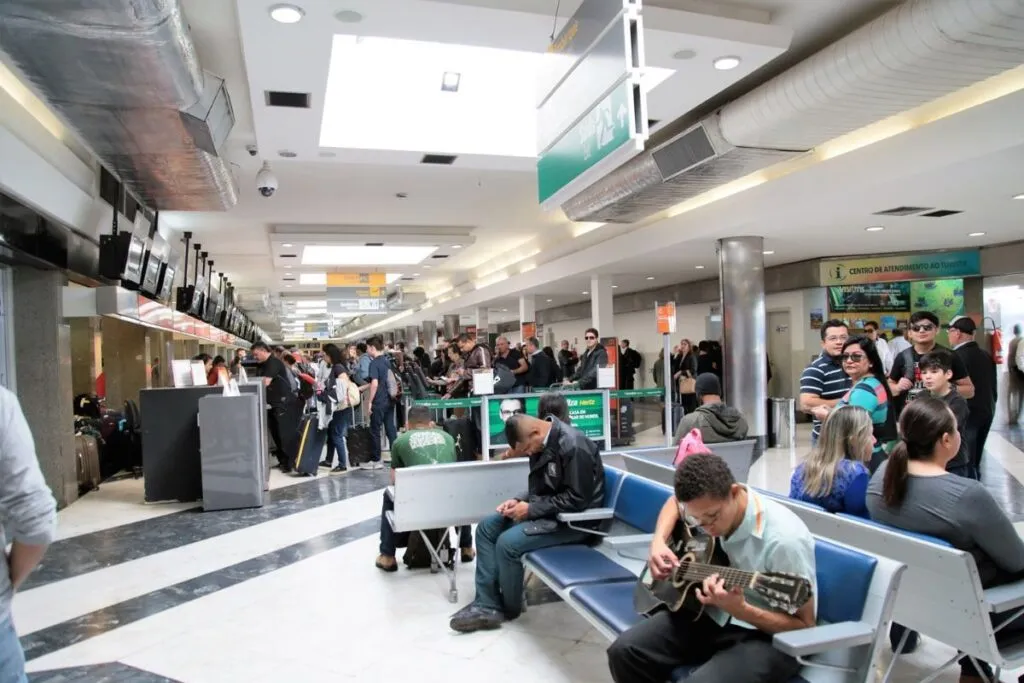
top-left (663, 332), bottom-right (672, 449)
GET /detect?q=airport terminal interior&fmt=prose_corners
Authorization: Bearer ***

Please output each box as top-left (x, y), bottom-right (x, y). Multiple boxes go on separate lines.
top-left (4, 0), bottom-right (1024, 681)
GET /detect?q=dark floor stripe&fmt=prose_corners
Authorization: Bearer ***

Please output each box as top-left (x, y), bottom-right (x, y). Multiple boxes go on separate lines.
top-left (29, 662), bottom-right (182, 682)
top-left (22, 516), bottom-right (380, 663)
top-left (25, 471), bottom-right (387, 591)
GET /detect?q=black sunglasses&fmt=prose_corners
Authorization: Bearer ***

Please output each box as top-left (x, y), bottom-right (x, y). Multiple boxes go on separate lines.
top-left (910, 324), bottom-right (935, 332)
top-left (841, 352), bottom-right (866, 363)
top-left (585, 335), bottom-right (596, 340)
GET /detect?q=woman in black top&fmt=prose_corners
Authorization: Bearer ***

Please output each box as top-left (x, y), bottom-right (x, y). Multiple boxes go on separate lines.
top-left (320, 344), bottom-right (355, 472)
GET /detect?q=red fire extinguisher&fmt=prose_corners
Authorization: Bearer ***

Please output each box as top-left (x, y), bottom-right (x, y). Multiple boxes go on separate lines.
top-left (986, 318), bottom-right (1003, 364)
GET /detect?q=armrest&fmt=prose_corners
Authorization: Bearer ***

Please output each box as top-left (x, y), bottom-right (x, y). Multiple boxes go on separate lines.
top-left (772, 621), bottom-right (875, 658)
top-left (604, 534), bottom-right (654, 549)
top-left (556, 508), bottom-right (614, 523)
top-left (985, 578), bottom-right (1024, 613)
top-left (385, 486), bottom-right (395, 501)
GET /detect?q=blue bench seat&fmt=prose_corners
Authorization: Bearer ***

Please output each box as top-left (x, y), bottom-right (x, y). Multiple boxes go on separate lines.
top-left (572, 581), bottom-right (643, 635)
top-left (526, 545), bottom-right (635, 589)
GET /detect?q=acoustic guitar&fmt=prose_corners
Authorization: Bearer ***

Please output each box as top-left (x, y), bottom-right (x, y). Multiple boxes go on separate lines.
top-left (634, 522), bottom-right (813, 620)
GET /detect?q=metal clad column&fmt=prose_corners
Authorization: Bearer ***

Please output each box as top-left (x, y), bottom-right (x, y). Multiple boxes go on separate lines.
top-left (405, 326), bottom-right (420, 348)
top-left (590, 275), bottom-right (614, 337)
top-left (443, 315), bottom-right (460, 340)
top-left (717, 237), bottom-right (768, 450)
top-left (421, 321), bottom-right (437, 352)
top-left (476, 307), bottom-right (489, 344)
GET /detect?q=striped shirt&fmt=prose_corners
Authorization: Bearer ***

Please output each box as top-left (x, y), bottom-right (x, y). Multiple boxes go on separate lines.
top-left (800, 353), bottom-right (852, 441)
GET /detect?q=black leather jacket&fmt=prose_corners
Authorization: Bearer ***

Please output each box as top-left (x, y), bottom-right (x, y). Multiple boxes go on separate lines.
top-left (518, 418), bottom-right (605, 521)
top-left (573, 345), bottom-right (608, 390)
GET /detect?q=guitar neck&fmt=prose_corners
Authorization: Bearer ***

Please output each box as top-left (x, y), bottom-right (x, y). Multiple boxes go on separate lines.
top-left (678, 562), bottom-right (755, 589)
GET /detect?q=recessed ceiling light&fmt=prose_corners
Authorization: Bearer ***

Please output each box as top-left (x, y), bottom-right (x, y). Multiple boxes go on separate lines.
top-left (582, 291), bottom-right (589, 295)
top-left (713, 56), bottom-right (741, 71)
top-left (451, 244), bottom-right (463, 249)
top-left (611, 285), bottom-right (618, 289)
top-left (546, 299), bottom-right (552, 303)
top-left (282, 243), bottom-right (293, 248)
top-left (269, 4), bottom-right (304, 24)
top-left (672, 49), bottom-right (697, 60)
top-left (334, 9), bottom-right (363, 23)
top-left (501, 308), bottom-right (508, 312)
top-left (646, 276), bottom-right (655, 280)
top-left (284, 265), bottom-right (292, 269)
top-left (695, 265), bottom-right (705, 270)
top-left (285, 284), bottom-right (293, 288)
top-left (763, 250), bottom-right (775, 255)
top-left (441, 72), bottom-right (461, 93)
top-left (1014, 194), bottom-right (1024, 200)
top-left (424, 265), bottom-right (432, 269)
top-left (968, 232), bottom-right (986, 237)
top-left (412, 273), bottom-right (420, 277)
top-left (865, 226), bottom-right (885, 232)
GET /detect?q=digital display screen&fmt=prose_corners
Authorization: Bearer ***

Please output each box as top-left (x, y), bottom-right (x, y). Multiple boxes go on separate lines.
top-left (122, 235), bottom-right (146, 284)
top-left (828, 282), bottom-right (911, 313)
top-left (158, 264), bottom-right (175, 302)
top-left (141, 251), bottom-right (162, 295)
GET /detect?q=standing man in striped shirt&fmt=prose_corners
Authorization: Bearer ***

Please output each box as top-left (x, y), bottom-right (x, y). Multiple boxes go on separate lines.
top-left (799, 320), bottom-right (852, 445)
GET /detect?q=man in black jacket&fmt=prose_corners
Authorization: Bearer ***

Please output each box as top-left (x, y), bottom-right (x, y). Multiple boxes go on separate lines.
top-left (449, 414), bottom-right (606, 633)
top-left (947, 316), bottom-right (997, 477)
top-left (571, 327), bottom-right (609, 390)
top-left (524, 336), bottom-right (554, 389)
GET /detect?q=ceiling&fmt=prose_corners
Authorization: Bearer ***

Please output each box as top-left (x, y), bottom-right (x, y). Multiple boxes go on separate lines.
top-left (162, 0), bottom-right (924, 338)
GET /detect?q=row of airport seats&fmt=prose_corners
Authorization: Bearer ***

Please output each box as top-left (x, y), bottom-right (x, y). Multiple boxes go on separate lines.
top-left (522, 467), bottom-right (901, 683)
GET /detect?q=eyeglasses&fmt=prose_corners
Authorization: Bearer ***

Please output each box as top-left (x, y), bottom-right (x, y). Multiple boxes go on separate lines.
top-left (824, 335), bottom-right (848, 343)
top-left (841, 352), bottom-right (866, 363)
top-left (584, 336), bottom-right (596, 341)
top-left (910, 324), bottom-right (935, 332)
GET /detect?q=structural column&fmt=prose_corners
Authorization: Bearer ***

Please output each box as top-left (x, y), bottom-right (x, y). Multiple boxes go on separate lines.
top-left (405, 325), bottom-right (420, 349)
top-left (421, 320), bottom-right (437, 353)
top-left (590, 274), bottom-right (615, 338)
top-left (12, 266), bottom-right (77, 508)
top-left (718, 236), bottom-right (768, 447)
top-left (475, 307), bottom-right (489, 344)
top-left (102, 317), bottom-right (150, 408)
top-left (442, 314), bottom-right (460, 340)
top-left (69, 317), bottom-right (102, 396)
top-left (519, 295), bottom-right (536, 341)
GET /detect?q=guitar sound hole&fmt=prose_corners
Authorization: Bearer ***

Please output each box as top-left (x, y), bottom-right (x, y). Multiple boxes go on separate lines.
top-left (672, 555), bottom-right (695, 589)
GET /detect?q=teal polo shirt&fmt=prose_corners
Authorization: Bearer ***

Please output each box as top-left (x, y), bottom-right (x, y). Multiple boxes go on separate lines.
top-left (708, 487), bottom-right (818, 628)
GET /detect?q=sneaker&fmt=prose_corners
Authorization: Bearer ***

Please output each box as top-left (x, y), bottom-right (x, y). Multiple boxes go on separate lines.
top-left (461, 548), bottom-right (476, 563)
top-left (449, 604), bottom-right (503, 633)
top-left (372, 461), bottom-right (385, 470)
top-left (375, 554), bottom-right (398, 572)
top-left (359, 462), bottom-right (374, 470)
top-left (319, 460), bottom-right (332, 468)
top-left (331, 465), bottom-right (347, 474)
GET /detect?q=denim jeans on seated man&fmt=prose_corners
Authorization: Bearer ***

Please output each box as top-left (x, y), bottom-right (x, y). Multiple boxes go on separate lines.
top-left (449, 413), bottom-right (606, 633)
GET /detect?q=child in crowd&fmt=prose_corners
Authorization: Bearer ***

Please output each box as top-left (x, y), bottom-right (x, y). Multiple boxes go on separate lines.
top-left (919, 349), bottom-right (973, 478)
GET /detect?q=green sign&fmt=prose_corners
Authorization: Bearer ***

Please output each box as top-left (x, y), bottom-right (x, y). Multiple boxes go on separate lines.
top-left (820, 250), bottom-right (980, 286)
top-left (538, 81), bottom-right (634, 205)
top-left (487, 391), bottom-right (606, 448)
top-left (412, 397), bottom-right (482, 409)
top-left (610, 388), bottom-right (663, 399)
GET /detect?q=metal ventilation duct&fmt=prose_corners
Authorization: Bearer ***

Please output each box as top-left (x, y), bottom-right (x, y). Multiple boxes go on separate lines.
top-left (564, 0), bottom-right (1024, 224)
top-left (0, 0), bottom-right (238, 211)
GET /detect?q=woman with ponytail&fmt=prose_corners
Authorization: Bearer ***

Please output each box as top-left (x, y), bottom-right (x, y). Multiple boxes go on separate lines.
top-left (867, 396), bottom-right (1024, 680)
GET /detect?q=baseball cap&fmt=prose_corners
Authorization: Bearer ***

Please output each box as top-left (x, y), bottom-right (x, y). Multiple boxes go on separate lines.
top-left (946, 315), bottom-right (977, 334)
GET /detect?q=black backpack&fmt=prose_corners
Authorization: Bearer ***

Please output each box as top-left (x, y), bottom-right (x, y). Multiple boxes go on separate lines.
top-left (403, 529), bottom-right (452, 569)
top-left (492, 364), bottom-right (516, 394)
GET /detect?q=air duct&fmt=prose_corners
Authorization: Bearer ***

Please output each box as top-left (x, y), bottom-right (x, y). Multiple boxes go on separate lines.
top-left (563, 0), bottom-right (1024, 224)
top-left (0, 0), bottom-right (238, 211)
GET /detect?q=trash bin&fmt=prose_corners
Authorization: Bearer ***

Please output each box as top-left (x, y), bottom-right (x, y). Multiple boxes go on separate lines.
top-left (767, 397), bottom-right (796, 449)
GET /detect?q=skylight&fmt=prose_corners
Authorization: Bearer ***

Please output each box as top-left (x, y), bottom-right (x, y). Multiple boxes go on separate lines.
top-left (320, 36), bottom-right (541, 157)
top-left (302, 246), bottom-right (437, 266)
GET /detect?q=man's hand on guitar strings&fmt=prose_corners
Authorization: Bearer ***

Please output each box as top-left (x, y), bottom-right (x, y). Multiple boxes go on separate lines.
top-left (695, 574), bottom-right (746, 616)
top-left (647, 538), bottom-right (679, 580)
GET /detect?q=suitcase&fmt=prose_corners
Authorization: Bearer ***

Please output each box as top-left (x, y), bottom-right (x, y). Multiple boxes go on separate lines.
top-left (443, 417), bottom-right (478, 462)
top-left (75, 434), bottom-right (101, 494)
top-left (293, 414), bottom-right (326, 476)
top-left (346, 424), bottom-right (374, 466)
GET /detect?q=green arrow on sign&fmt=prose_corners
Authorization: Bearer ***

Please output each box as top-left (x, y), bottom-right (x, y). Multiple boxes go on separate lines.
top-left (538, 81), bottom-right (635, 205)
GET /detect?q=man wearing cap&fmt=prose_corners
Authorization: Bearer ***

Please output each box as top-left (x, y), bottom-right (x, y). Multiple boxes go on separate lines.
top-left (672, 373), bottom-right (749, 446)
top-left (947, 316), bottom-right (997, 477)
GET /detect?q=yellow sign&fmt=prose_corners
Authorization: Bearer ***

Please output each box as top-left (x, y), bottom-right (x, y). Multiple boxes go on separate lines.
top-left (326, 273), bottom-right (386, 287)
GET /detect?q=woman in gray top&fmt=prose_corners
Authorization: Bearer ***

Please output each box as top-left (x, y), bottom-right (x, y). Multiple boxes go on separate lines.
top-left (866, 396), bottom-right (1024, 681)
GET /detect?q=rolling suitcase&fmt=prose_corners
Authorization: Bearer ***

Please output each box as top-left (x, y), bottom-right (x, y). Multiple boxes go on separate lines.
top-left (75, 434), bottom-right (101, 493)
top-left (444, 417), bottom-right (478, 462)
top-left (293, 414), bottom-right (326, 476)
top-left (346, 425), bottom-right (374, 466)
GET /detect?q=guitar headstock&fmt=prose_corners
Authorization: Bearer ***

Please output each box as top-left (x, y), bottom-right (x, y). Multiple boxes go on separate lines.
top-left (752, 572), bottom-right (813, 615)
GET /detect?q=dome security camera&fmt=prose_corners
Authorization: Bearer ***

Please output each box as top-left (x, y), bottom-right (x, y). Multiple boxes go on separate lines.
top-left (255, 161), bottom-right (278, 198)
top-left (245, 144), bottom-right (258, 157)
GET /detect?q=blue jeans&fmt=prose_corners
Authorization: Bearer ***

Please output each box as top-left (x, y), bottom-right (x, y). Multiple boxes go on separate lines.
top-left (370, 401), bottom-right (397, 463)
top-left (379, 493), bottom-right (473, 556)
top-left (0, 617), bottom-right (27, 683)
top-left (323, 407), bottom-right (353, 467)
top-left (473, 512), bottom-right (589, 617)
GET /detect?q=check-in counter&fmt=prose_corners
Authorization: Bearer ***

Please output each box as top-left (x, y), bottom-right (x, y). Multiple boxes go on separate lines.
top-left (139, 383), bottom-right (267, 503)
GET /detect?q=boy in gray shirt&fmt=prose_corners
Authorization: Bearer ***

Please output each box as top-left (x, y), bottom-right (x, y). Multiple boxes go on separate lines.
top-left (919, 349), bottom-right (972, 479)
top-left (0, 386), bottom-right (57, 680)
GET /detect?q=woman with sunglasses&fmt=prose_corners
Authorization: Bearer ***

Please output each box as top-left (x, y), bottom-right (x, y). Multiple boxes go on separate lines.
top-left (812, 336), bottom-right (895, 472)
top-left (790, 405), bottom-right (873, 516)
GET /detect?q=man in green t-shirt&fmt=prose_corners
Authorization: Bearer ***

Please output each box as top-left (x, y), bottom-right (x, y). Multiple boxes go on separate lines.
top-left (376, 406), bottom-right (474, 571)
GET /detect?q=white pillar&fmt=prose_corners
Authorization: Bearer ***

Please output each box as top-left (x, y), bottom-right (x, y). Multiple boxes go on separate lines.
top-left (476, 306), bottom-right (489, 343)
top-left (590, 274), bottom-right (615, 338)
top-left (519, 295), bottom-right (536, 324)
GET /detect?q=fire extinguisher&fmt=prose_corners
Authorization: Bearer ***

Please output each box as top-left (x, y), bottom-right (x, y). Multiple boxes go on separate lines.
top-left (986, 317), bottom-right (1003, 364)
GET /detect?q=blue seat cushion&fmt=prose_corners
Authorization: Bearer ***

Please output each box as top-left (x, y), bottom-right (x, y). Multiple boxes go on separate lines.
top-left (671, 666), bottom-right (808, 683)
top-left (604, 467), bottom-right (626, 508)
top-left (815, 539), bottom-right (876, 623)
top-left (572, 581), bottom-right (643, 636)
top-left (614, 475), bottom-right (674, 533)
top-left (525, 545), bottom-right (635, 589)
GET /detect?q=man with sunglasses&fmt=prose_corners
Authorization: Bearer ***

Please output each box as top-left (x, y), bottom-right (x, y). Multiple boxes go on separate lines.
top-left (608, 453), bottom-right (816, 683)
top-left (888, 311), bottom-right (974, 416)
top-left (799, 320), bottom-right (852, 445)
top-left (568, 328), bottom-right (608, 390)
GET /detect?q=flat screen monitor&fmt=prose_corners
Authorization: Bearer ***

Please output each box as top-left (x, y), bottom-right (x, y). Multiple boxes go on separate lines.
top-left (157, 263), bottom-right (175, 302)
top-left (122, 234), bottom-right (146, 285)
top-left (140, 250), bottom-right (162, 296)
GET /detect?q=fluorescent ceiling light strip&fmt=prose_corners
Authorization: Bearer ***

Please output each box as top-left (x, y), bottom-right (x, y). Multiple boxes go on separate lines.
top-left (302, 245), bottom-right (437, 266)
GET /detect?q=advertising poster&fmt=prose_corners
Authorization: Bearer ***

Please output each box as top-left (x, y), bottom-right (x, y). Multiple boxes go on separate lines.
top-left (827, 282), bottom-right (911, 313)
top-left (826, 278), bottom-right (963, 333)
top-left (487, 391), bottom-right (606, 448)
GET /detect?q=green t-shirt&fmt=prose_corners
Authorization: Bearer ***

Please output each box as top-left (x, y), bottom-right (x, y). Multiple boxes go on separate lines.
top-left (390, 428), bottom-right (456, 469)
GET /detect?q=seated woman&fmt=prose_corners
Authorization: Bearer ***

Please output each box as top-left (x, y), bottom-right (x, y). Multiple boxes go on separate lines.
top-left (867, 397), bottom-right (1024, 680)
top-left (789, 405), bottom-right (873, 516)
top-left (812, 336), bottom-right (894, 472)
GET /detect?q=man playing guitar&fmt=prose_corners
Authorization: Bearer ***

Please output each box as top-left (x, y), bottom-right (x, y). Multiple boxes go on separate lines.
top-left (608, 453), bottom-right (817, 683)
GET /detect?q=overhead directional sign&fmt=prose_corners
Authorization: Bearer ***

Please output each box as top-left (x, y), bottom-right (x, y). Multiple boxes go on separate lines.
top-left (327, 285), bottom-right (388, 314)
top-left (327, 273), bottom-right (386, 287)
top-left (536, 0), bottom-right (647, 211)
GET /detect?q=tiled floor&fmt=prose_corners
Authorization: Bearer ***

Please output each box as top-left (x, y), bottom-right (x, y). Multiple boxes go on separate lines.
top-left (18, 415), bottom-right (1024, 682)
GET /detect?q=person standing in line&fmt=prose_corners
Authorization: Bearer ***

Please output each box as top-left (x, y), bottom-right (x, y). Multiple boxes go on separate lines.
top-left (1009, 324), bottom-right (1024, 425)
top-left (366, 336), bottom-right (397, 470)
top-left (947, 316), bottom-right (997, 477)
top-left (863, 321), bottom-right (894, 374)
top-left (618, 339), bottom-right (642, 390)
top-left (799, 320), bottom-right (852, 446)
top-left (0, 385), bottom-right (57, 682)
top-left (570, 328), bottom-right (608, 390)
top-left (251, 341), bottom-right (298, 473)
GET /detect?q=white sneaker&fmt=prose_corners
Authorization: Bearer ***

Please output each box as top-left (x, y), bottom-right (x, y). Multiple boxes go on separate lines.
top-left (372, 461), bottom-right (385, 470)
top-left (359, 462), bottom-right (374, 470)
